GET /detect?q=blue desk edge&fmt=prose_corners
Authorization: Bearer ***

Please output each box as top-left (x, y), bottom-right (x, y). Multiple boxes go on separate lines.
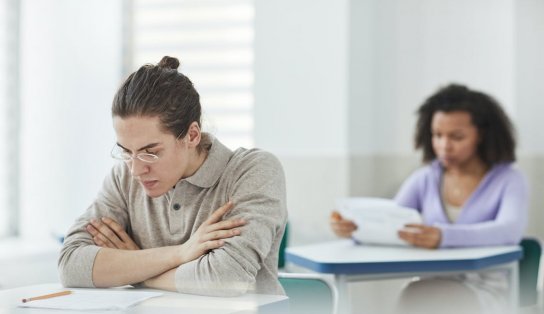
top-left (285, 249), bottom-right (522, 274)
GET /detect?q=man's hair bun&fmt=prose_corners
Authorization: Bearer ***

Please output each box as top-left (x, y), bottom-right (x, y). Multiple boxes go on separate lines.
top-left (158, 56), bottom-right (180, 70)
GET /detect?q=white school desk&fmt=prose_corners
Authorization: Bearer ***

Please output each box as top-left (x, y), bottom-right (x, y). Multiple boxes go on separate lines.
top-left (0, 283), bottom-right (288, 314)
top-left (286, 239), bottom-right (522, 314)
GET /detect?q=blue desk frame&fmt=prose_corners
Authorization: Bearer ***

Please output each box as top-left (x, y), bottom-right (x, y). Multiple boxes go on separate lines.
top-left (286, 240), bottom-right (522, 314)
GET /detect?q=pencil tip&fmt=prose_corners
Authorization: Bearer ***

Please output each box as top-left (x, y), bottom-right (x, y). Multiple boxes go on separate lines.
top-left (22, 299), bottom-right (27, 303)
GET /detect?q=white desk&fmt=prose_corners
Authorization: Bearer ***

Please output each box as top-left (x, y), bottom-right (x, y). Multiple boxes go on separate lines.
top-left (286, 240), bottom-right (522, 314)
top-left (0, 283), bottom-right (288, 314)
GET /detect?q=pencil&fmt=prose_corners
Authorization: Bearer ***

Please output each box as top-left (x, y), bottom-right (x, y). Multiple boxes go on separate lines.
top-left (21, 290), bottom-right (72, 303)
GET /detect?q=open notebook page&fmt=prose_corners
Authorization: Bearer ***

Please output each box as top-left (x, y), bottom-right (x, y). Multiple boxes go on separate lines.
top-left (18, 289), bottom-right (163, 310)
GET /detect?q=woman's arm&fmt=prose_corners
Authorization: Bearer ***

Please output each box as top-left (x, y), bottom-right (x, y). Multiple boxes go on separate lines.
top-left (437, 168), bottom-right (529, 247)
top-left (394, 167), bottom-right (427, 210)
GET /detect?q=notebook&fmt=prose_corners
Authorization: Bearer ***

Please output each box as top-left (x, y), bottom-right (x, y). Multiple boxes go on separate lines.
top-left (18, 289), bottom-right (163, 311)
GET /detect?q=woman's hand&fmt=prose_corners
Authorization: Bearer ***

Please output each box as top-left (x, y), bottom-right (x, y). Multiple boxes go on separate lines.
top-left (398, 224), bottom-right (442, 249)
top-left (330, 211), bottom-right (357, 238)
top-left (87, 217), bottom-right (141, 250)
top-left (178, 201), bottom-right (246, 264)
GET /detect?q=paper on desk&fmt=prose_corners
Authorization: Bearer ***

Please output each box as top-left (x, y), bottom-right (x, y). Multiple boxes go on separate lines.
top-left (336, 197), bottom-right (423, 246)
top-left (18, 289), bottom-right (163, 310)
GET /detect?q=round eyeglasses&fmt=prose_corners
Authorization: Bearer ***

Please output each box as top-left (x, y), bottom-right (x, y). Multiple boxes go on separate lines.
top-left (110, 132), bottom-right (186, 164)
top-left (110, 146), bottom-right (160, 163)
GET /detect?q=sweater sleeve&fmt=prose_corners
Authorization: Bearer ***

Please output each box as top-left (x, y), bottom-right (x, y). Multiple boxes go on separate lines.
top-left (58, 164), bottom-right (131, 287)
top-left (394, 168), bottom-right (426, 212)
top-left (436, 168), bottom-right (529, 247)
top-left (174, 151), bottom-right (287, 296)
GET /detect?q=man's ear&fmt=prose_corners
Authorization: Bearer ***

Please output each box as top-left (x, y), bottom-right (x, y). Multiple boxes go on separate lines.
top-left (185, 121), bottom-right (201, 148)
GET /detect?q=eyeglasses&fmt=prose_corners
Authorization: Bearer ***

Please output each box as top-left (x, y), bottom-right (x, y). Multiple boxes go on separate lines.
top-left (110, 146), bottom-right (160, 163)
top-left (111, 132), bottom-right (186, 164)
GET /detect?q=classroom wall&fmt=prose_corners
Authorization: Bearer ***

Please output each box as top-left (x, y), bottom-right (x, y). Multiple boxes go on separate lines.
top-left (1, 0), bottom-right (123, 289)
top-left (255, 0), bottom-right (544, 247)
top-left (255, 0), bottom-right (351, 244)
top-left (515, 0), bottom-right (544, 243)
top-left (256, 1), bottom-right (544, 312)
top-left (18, 0), bottom-right (122, 240)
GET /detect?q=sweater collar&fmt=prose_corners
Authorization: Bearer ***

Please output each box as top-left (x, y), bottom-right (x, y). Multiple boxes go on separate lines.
top-left (183, 134), bottom-right (233, 188)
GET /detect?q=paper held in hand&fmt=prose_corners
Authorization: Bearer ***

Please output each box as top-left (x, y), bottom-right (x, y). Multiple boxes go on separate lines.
top-left (336, 197), bottom-right (423, 246)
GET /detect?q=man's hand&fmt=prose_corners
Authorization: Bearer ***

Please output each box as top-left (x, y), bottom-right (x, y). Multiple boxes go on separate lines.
top-left (179, 201), bottom-right (246, 264)
top-left (330, 211), bottom-right (357, 238)
top-left (398, 224), bottom-right (442, 249)
top-left (87, 217), bottom-right (140, 250)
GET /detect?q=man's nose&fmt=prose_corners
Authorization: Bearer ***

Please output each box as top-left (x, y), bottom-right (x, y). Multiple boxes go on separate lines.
top-left (130, 158), bottom-right (149, 176)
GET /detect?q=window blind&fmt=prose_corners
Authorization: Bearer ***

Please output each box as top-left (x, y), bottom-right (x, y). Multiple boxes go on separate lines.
top-left (0, 0), bottom-right (19, 238)
top-left (0, 0), bottom-right (7, 238)
top-left (130, 0), bottom-right (254, 149)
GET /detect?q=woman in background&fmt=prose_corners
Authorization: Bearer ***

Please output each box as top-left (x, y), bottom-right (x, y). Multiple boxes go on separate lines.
top-left (331, 83), bottom-right (527, 248)
top-left (330, 83), bottom-right (528, 313)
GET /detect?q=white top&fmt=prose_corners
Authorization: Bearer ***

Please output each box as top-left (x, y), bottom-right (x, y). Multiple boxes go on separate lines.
top-left (444, 202), bottom-right (463, 223)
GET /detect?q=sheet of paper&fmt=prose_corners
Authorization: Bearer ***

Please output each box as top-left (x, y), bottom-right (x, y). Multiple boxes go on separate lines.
top-left (18, 289), bottom-right (163, 310)
top-left (336, 197), bottom-right (423, 246)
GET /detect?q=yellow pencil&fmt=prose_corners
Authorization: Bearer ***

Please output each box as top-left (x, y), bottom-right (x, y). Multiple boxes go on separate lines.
top-left (22, 290), bottom-right (72, 303)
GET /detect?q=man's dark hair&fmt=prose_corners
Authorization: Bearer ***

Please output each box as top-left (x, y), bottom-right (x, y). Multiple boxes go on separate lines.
top-left (112, 56), bottom-right (210, 152)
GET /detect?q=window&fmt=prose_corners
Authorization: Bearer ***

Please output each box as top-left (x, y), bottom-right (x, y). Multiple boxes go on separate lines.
top-left (129, 0), bottom-right (255, 149)
top-left (0, 0), bottom-right (19, 238)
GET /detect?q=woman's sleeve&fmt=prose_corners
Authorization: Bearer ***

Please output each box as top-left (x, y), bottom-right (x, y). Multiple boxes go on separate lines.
top-left (394, 168), bottom-right (425, 211)
top-left (436, 169), bottom-right (529, 247)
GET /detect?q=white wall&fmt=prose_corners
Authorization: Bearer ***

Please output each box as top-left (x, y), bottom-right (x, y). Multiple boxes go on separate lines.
top-left (255, 0), bottom-right (351, 244)
top-left (255, 0), bottom-right (350, 157)
top-left (256, 1), bottom-right (544, 312)
top-left (349, 0), bottom-right (516, 155)
top-left (19, 0), bottom-right (123, 239)
top-left (255, 0), bottom-right (544, 244)
top-left (514, 0), bottom-right (544, 238)
top-left (516, 0), bottom-right (544, 154)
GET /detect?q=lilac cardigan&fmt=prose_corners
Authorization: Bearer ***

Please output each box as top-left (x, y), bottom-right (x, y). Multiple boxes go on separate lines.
top-left (394, 160), bottom-right (528, 248)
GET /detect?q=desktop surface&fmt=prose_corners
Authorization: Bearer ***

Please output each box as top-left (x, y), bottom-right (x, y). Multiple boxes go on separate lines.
top-left (0, 283), bottom-right (288, 314)
top-left (286, 239), bottom-right (522, 274)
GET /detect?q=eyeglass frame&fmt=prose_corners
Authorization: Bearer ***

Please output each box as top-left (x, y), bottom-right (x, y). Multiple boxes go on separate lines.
top-left (110, 131), bottom-right (186, 164)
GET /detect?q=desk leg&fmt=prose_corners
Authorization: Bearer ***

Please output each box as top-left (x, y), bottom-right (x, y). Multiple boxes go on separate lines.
top-left (507, 261), bottom-right (519, 312)
top-left (335, 274), bottom-right (351, 314)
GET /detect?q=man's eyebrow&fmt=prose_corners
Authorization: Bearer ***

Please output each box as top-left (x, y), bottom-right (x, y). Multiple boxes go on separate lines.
top-left (116, 142), bottom-right (161, 152)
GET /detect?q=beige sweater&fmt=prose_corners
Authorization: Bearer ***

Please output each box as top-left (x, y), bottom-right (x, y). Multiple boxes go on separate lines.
top-left (58, 135), bottom-right (287, 296)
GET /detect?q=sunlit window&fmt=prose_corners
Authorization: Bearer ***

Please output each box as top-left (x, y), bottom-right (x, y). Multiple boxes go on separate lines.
top-left (0, 0), bottom-right (19, 238)
top-left (130, 0), bottom-right (254, 149)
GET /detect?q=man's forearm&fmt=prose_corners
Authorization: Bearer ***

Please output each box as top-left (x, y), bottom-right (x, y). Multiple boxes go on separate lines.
top-left (92, 246), bottom-right (181, 287)
top-left (143, 268), bottom-right (177, 291)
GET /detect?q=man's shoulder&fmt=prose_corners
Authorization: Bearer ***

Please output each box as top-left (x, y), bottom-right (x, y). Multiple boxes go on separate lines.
top-left (232, 147), bottom-right (281, 165)
top-left (106, 162), bottom-right (137, 191)
top-left (227, 148), bottom-right (284, 176)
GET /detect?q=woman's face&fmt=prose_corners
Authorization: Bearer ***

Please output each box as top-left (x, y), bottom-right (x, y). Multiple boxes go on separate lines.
top-left (113, 115), bottom-right (190, 198)
top-left (431, 111), bottom-right (480, 169)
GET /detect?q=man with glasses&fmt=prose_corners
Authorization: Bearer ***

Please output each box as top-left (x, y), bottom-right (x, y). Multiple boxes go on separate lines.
top-left (58, 56), bottom-right (288, 297)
